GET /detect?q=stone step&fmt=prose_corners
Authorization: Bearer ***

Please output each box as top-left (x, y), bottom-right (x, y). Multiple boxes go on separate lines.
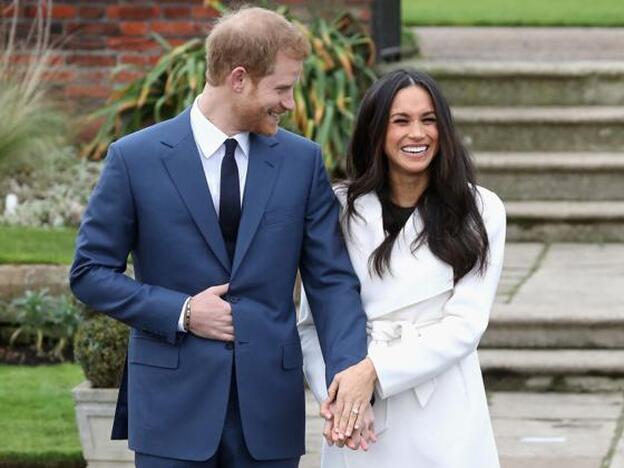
top-left (412, 27), bottom-right (624, 62)
top-left (479, 349), bottom-right (624, 376)
top-left (391, 60), bottom-right (624, 106)
top-left (482, 305), bottom-right (624, 349)
top-left (505, 201), bottom-right (624, 242)
top-left (454, 106), bottom-right (624, 152)
top-left (475, 152), bottom-right (624, 201)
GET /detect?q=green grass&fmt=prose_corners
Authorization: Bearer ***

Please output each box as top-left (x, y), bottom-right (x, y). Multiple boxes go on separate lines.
top-left (0, 364), bottom-right (85, 465)
top-left (0, 226), bottom-right (77, 264)
top-left (402, 0), bottom-right (624, 26)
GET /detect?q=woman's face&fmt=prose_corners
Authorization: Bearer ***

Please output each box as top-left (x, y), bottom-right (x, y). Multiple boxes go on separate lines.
top-left (383, 85), bottom-right (439, 181)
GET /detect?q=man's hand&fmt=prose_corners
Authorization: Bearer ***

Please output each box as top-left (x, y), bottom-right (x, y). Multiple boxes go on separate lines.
top-left (321, 402), bottom-right (337, 447)
top-left (188, 283), bottom-right (234, 341)
top-left (326, 357), bottom-right (377, 441)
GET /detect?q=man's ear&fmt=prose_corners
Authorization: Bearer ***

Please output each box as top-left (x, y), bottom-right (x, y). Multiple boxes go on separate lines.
top-left (227, 66), bottom-right (248, 93)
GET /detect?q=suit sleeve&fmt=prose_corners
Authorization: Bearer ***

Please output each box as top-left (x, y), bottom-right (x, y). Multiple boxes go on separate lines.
top-left (69, 143), bottom-right (187, 344)
top-left (298, 148), bottom-right (368, 387)
top-left (368, 190), bottom-right (507, 399)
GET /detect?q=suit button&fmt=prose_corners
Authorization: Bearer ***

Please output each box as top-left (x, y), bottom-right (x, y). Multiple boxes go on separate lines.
top-left (225, 342), bottom-right (233, 350)
top-left (229, 296), bottom-right (239, 303)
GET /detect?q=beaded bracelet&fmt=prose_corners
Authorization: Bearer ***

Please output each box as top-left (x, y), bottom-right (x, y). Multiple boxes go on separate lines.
top-left (184, 298), bottom-right (192, 332)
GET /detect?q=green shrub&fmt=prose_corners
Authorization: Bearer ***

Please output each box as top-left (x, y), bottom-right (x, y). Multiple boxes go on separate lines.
top-left (83, 5), bottom-right (376, 177)
top-left (74, 314), bottom-right (129, 388)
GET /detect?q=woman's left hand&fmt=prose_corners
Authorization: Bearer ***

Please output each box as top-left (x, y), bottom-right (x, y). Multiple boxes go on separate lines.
top-left (323, 357), bottom-right (378, 441)
top-left (345, 404), bottom-right (377, 450)
top-left (321, 402), bottom-right (377, 450)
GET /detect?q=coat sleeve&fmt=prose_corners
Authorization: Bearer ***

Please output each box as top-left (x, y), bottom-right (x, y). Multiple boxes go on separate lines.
top-left (367, 189), bottom-right (506, 399)
top-left (298, 148), bottom-right (368, 387)
top-left (69, 143), bottom-right (187, 345)
top-left (297, 289), bottom-right (330, 404)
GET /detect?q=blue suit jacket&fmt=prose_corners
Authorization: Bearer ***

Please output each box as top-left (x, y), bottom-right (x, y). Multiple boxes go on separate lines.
top-left (70, 109), bottom-right (368, 461)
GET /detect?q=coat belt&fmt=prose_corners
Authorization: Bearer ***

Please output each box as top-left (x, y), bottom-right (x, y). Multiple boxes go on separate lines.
top-left (366, 319), bottom-right (440, 434)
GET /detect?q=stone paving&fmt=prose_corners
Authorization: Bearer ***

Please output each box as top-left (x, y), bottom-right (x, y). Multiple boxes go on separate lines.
top-left (510, 244), bottom-right (624, 311)
top-left (494, 242), bottom-right (544, 305)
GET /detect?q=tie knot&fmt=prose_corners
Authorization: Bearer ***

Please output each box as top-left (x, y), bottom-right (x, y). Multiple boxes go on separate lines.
top-left (224, 138), bottom-right (237, 156)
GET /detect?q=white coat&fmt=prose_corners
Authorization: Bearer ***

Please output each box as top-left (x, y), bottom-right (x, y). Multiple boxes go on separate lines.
top-left (298, 185), bottom-right (506, 468)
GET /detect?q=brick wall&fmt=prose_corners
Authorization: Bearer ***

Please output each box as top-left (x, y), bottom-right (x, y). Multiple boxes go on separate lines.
top-left (4, 0), bottom-right (373, 112)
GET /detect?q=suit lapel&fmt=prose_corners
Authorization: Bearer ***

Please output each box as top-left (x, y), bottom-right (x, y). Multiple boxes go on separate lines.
top-left (160, 112), bottom-right (231, 273)
top-left (231, 133), bottom-right (281, 278)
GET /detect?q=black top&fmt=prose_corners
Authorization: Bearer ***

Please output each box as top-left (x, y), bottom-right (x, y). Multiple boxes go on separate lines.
top-left (382, 200), bottom-right (416, 234)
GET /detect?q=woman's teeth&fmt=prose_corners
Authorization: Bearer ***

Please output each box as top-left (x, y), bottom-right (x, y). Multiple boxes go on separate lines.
top-left (401, 145), bottom-right (428, 155)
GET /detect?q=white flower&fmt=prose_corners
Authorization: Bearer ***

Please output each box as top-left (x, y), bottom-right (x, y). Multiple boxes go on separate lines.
top-left (4, 193), bottom-right (18, 216)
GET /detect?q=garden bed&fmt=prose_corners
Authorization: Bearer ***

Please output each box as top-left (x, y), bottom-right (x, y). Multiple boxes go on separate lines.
top-left (0, 344), bottom-right (71, 365)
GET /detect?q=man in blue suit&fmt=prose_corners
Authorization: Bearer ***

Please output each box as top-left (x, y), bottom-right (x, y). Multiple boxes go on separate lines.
top-left (70, 7), bottom-right (376, 467)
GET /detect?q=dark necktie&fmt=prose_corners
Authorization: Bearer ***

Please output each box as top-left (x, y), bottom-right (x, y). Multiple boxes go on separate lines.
top-left (219, 138), bottom-right (240, 262)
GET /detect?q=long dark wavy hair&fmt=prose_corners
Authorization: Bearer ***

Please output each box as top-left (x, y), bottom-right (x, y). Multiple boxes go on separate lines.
top-left (344, 68), bottom-right (489, 282)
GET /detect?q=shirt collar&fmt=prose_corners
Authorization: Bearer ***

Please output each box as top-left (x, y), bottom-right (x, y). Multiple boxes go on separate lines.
top-left (190, 95), bottom-right (250, 159)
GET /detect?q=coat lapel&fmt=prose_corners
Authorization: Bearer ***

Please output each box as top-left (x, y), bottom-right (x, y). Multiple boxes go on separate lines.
top-left (160, 110), bottom-right (231, 273)
top-left (345, 192), bottom-right (454, 320)
top-left (231, 133), bottom-right (281, 278)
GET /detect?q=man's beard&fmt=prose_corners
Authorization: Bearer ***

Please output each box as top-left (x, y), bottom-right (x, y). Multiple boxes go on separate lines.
top-left (234, 99), bottom-right (279, 136)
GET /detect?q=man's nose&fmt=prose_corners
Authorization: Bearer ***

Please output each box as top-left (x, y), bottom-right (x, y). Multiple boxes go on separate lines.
top-left (282, 90), bottom-right (295, 112)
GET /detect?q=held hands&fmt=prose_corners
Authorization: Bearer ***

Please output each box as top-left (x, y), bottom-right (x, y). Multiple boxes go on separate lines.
top-left (322, 402), bottom-right (376, 451)
top-left (320, 357), bottom-right (378, 450)
top-left (188, 283), bottom-right (234, 341)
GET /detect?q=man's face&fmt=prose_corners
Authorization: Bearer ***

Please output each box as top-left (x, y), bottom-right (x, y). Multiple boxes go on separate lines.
top-left (235, 51), bottom-right (302, 136)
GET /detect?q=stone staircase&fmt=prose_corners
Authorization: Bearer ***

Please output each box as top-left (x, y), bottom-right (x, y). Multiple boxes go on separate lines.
top-left (393, 59), bottom-right (624, 242)
top-left (482, 242), bottom-right (624, 391)
top-left (385, 31), bottom-right (624, 388)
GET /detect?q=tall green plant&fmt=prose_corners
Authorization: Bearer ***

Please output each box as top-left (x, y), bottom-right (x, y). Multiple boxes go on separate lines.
top-left (8, 290), bottom-right (83, 361)
top-left (0, 0), bottom-right (68, 172)
top-left (9, 289), bottom-right (51, 357)
top-left (290, 13), bottom-right (376, 175)
top-left (83, 5), bottom-right (376, 176)
top-left (82, 36), bottom-right (205, 161)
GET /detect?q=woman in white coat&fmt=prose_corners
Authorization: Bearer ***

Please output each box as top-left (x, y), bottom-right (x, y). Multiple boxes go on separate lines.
top-left (298, 69), bottom-right (506, 468)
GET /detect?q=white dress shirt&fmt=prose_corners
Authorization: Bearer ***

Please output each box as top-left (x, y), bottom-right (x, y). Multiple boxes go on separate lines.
top-left (178, 96), bottom-right (251, 331)
top-left (190, 95), bottom-right (250, 209)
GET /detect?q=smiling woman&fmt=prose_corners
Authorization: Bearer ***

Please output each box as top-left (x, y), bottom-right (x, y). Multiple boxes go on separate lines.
top-left (298, 68), bottom-right (506, 467)
top-left (402, 0), bottom-right (624, 26)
